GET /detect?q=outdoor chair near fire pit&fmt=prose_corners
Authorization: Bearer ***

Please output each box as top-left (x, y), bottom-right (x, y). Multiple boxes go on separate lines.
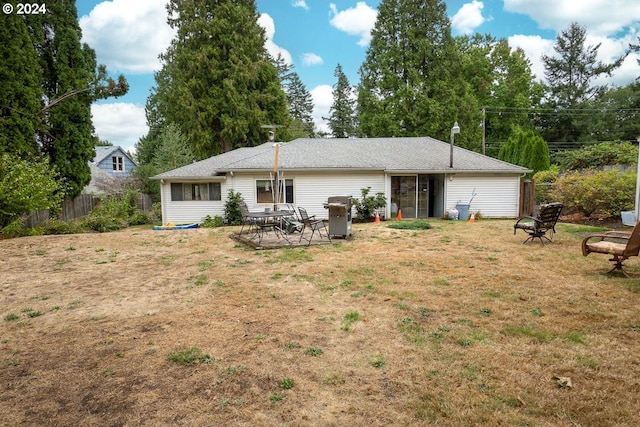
top-left (514, 202), bottom-right (563, 245)
top-left (581, 221), bottom-right (640, 278)
top-left (298, 207), bottom-right (331, 246)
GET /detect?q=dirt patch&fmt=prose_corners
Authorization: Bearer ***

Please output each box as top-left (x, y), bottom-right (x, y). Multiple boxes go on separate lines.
top-left (561, 212), bottom-right (626, 229)
top-left (1, 220), bottom-right (639, 426)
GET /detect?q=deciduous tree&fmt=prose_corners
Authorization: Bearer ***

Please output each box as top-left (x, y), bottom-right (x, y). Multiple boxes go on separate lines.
top-left (457, 35), bottom-right (543, 155)
top-left (0, 153), bottom-right (62, 228)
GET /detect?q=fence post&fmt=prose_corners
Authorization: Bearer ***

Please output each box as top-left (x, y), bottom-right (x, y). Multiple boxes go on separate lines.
top-left (519, 179), bottom-right (534, 217)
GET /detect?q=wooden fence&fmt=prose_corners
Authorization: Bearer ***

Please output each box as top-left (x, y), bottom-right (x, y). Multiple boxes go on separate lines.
top-left (23, 193), bottom-right (153, 228)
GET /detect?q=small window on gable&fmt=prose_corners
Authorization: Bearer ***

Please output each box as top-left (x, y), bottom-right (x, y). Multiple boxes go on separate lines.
top-left (112, 156), bottom-right (124, 172)
top-left (170, 183), bottom-right (221, 202)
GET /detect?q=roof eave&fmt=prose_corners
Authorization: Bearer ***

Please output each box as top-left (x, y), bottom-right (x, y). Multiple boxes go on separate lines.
top-left (151, 175), bottom-right (227, 181)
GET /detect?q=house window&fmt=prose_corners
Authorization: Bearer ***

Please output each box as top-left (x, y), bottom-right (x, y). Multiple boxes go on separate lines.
top-left (256, 179), bottom-right (293, 204)
top-left (112, 156), bottom-right (124, 172)
top-left (170, 183), bottom-right (222, 201)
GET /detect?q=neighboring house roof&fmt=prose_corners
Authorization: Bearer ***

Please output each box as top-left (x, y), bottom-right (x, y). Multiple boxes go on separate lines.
top-left (92, 146), bottom-right (137, 166)
top-left (84, 164), bottom-right (113, 194)
top-left (152, 137), bottom-right (530, 179)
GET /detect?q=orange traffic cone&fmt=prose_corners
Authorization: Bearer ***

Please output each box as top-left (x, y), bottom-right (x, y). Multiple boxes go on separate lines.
top-left (374, 212), bottom-right (380, 223)
top-left (397, 209), bottom-right (403, 221)
top-left (469, 212), bottom-right (475, 223)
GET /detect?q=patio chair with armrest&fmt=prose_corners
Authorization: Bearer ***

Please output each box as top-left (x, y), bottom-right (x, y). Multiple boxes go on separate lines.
top-left (581, 221), bottom-right (640, 278)
top-left (298, 207), bottom-right (331, 246)
top-left (513, 202), bottom-right (563, 245)
top-left (238, 202), bottom-right (255, 235)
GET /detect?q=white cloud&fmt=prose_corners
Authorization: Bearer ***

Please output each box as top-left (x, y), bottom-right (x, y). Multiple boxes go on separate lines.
top-left (79, 0), bottom-right (175, 74)
top-left (310, 85), bottom-right (333, 134)
top-left (451, 1), bottom-right (485, 35)
top-left (504, 0), bottom-right (640, 86)
top-left (329, 2), bottom-right (378, 47)
top-left (92, 103), bottom-right (148, 153)
top-left (301, 53), bottom-right (323, 66)
top-left (508, 34), bottom-right (554, 81)
top-left (504, 0), bottom-right (640, 37)
top-left (258, 13), bottom-right (293, 64)
top-left (292, 0), bottom-right (309, 11)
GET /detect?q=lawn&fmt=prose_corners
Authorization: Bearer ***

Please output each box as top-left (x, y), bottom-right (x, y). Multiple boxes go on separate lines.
top-left (1, 219), bottom-right (639, 426)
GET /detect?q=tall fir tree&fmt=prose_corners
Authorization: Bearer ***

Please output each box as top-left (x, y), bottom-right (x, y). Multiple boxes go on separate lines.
top-left (27, 0), bottom-right (128, 197)
top-left (357, 0), bottom-right (481, 149)
top-left (146, 0), bottom-right (291, 159)
top-left (325, 64), bottom-right (357, 138)
top-left (0, 3), bottom-right (42, 158)
top-left (541, 22), bottom-right (623, 142)
top-left (272, 54), bottom-right (314, 138)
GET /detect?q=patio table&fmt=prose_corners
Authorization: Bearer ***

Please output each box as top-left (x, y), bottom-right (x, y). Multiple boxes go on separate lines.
top-left (243, 210), bottom-right (295, 243)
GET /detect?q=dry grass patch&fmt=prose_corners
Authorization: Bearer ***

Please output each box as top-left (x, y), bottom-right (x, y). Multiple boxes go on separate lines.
top-left (1, 220), bottom-right (640, 426)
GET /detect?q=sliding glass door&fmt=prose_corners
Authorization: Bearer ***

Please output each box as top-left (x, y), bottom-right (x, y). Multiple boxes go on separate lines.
top-left (391, 176), bottom-right (417, 218)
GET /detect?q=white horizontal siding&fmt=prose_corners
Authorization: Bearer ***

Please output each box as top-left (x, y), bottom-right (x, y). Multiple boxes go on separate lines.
top-left (293, 171), bottom-right (385, 219)
top-left (160, 171), bottom-right (521, 223)
top-left (445, 174), bottom-right (521, 218)
top-left (160, 181), bottom-right (227, 224)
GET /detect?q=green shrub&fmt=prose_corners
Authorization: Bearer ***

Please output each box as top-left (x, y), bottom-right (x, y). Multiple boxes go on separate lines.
top-left (41, 218), bottom-right (85, 235)
top-left (554, 141), bottom-right (637, 171)
top-left (0, 218), bottom-right (28, 239)
top-left (202, 215), bottom-right (225, 228)
top-left (82, 190), bottom-right (151, 232)
top-left (498, 126), bottom-right (550, 177)
top-left (533, 166), bottom-right (559, 205)
top-left (532, 166), bottom-right (559, 184)
top-left (224, 189), bottom-right (244, 225)
top-left (352, 187), bottom-right (386, 221)
top-left (550, 169), bottom-right (635, 217)
top-left (0, 153), bottom-right (63, 228)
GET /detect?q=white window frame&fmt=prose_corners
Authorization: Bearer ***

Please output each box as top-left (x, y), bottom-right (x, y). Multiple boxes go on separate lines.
top-left (112, 156), bottom-right (125, 172)
top-left (255, 178), bottom-right (293, 204)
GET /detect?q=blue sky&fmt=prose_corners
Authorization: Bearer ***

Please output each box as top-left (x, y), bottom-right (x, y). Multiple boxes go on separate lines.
top-left (76, 0), bottom-right (640, 152)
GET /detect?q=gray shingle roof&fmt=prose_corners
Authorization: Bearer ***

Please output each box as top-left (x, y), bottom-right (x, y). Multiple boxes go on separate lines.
top-left (152, 137), bottom-right (530, 179)
top-left (93, 146), bottom-right (136, 165)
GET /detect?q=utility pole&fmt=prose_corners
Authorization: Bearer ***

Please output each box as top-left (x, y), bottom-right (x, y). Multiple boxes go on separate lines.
top-left (261, 124), bottom-right (284, 210)
top-left (482, 107), bottom-right (486, 156)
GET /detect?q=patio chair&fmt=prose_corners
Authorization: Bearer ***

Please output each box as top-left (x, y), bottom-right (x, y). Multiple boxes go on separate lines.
top-left (238, 202), bottom-right (255, 235)
top-left (581, 222), bottom-right (640, 278)
top-left (513, 202), bottom-right (563, 245)
top-left (298, 207), bottom-right (331, 246)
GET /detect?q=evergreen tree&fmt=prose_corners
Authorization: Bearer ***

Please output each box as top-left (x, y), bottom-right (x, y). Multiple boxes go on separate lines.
top-left (325, 64), bottom-right (357, 138)
top-left (147, 0), bottom-right (291, 159)
top-left (135, 124), bottom-right (195, 202)
top-left (357, 0), bottom-right (481, 149)
top-left (284, 72), bottom-right (315, 138)
top-left (0, 5), bottom-right (41, 157)
top-left (498, 126), bottom-right (549, 177)
top-left (27, 1), bottom-right (128, 197)
top-left (541, 22), bottom-right (623, 142)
